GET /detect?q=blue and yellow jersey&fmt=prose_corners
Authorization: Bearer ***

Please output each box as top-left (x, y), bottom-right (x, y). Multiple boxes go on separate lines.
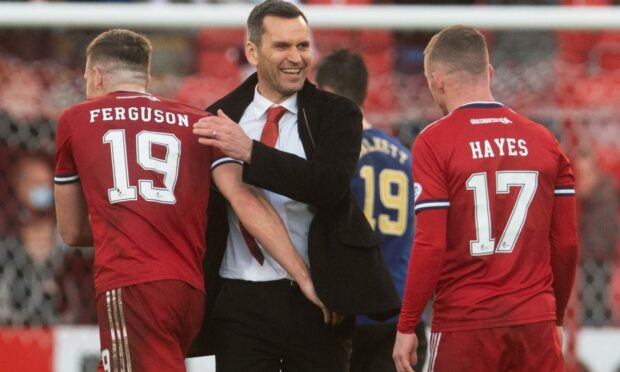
top-left (351, 128), bottom-right (414, 325)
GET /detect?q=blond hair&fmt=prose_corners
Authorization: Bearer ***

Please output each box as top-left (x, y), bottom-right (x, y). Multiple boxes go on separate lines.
top-left (424, 25), bottom-right (489, 76)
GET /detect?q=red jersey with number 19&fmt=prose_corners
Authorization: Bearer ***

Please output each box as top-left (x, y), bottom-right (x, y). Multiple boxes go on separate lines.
top-left (54, 91), bottom-right (212, 296)
top-left (409, 102), bottom-right (576, 332)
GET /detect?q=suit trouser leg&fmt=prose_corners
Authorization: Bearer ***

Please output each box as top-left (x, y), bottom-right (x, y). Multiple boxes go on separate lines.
top-left (350, 320), bottom-right (427, 372)
top-left (281, 283), bottom-right (353, 372)
top-left (213, 278), bottom-right (352, 372)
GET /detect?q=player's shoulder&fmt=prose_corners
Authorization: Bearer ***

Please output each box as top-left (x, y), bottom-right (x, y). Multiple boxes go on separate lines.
top-left (360, 128), bottom-right (412, 168)
top-left (156, 96), bottom-right (211, 119)
top-left (59, 96), bottom-right (106, 122)
top-left (416, 111), bottom-right (457, 141)
top-left (507, 107), bottom-right (558, 143)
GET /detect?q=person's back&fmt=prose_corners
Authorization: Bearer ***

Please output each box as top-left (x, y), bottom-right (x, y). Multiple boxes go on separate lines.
top-left (416, 103), bottom-right (572, 330)
top-left (56, 93), bottom-right (212, 294)
top-left (393, 26), bottom-right (578, 372)
top-left (54, 29), bottom-right (214, 372)
top-left (353, 128), bottom-right (412, 309)
top-left (316, 49), bottom-right (424, 372)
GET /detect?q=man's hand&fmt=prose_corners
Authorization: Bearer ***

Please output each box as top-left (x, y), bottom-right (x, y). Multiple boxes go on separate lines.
top-left (557, 326), bottom-right (563, 347)
top-left (393, 330), bottom-right (418, 372)
top-left (193, 109), bottom-right (254, 163)
top-left (297, 276), bottom-right (345, 327)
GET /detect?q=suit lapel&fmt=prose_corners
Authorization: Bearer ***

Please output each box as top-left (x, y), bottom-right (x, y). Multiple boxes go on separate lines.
top-left (297, 80), bottom-right (320, 159)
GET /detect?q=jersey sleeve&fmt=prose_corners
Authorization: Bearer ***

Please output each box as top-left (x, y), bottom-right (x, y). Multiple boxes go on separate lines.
top-left (412, 133), bottom-right (450, 213)
top-left (397, 132), bottom-right (450, 333)
top-left (550, 148), bottom-right (578, 325)
top-left (397, 208), bottom-right (447, 333)
top-left (54, 108), bottom-right (79, 184)
top-left (211, 151), bottom-right (242, 170)
top-left (554, 150), bottom-right (576, 196)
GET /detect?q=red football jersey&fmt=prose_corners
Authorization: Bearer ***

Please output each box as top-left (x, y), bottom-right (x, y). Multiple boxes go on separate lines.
top-left (55, 91), bottom-right (212, 295)
top-left (411, 102), bottom-right (575, 332)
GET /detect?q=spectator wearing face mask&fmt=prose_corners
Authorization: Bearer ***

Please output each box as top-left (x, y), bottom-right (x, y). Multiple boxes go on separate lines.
top-left (0, 153), bottom-right (65, 326)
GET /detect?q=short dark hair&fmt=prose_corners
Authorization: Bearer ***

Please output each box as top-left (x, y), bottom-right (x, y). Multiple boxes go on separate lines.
top-left (247, 0), bottom-right (308, 46)
top-left (424, 25), bottom-right (488, 75)
top-left (315, 49), bottom-right (368, 107)
top-left (86, 28), bottom-right (152, 74)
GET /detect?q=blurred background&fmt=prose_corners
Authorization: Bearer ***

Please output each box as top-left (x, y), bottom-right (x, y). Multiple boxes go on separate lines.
top-left (0, 0), bottom-right (619, 371)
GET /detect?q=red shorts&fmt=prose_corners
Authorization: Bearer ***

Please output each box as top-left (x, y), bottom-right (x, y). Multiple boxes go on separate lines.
top-left (95, 280), bottom-right (205, 372)
top-left (428, 321), bottom-right (564, 372)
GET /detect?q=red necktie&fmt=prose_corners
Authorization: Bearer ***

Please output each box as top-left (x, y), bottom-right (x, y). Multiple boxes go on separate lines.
top-left (241, 106), bottom-right (288, 265)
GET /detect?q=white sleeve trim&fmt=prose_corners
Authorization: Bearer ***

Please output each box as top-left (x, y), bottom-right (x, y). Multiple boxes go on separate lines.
top-left (54, 174), bottom-right (80, 184)
top-left (554, 188), bottom-right (575, 196)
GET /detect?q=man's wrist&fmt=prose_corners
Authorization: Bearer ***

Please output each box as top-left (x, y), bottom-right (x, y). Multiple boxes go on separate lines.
top-left (243, 140), bottom-right (254, 164)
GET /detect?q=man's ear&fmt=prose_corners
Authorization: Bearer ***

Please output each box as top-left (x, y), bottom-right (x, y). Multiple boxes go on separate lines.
top-left (432, 70), bottom-right (445, 94)
top-left (487, 63), bottom-right (494, 81)
top-left (245, 41), bottom-right (259, 67)
top-left (94, 66), bottom-right (105, 91)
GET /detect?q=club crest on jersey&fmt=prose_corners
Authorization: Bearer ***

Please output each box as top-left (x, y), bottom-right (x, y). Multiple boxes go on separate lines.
top-left (470, 117), bottom-right (512, 125)
top-left (414, 182), bottom-right (422, 202)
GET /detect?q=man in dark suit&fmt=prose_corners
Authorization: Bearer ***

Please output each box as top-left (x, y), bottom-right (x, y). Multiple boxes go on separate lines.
top-left (316, 48), bottom-right (428, 372)
top-left (191, 1), bottom-right (400, 371)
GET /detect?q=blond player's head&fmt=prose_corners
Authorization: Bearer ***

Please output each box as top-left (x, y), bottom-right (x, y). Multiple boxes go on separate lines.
top-left (424, 25), bottom-right (493, 114)
top-left (84, 29), bottom-right (152, 98)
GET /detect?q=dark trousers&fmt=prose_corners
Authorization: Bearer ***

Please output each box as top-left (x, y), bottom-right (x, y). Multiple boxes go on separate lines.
top-left (213, 278), bottom-right (354, 372)
top-left (351, 320), bottom-right (427, 372)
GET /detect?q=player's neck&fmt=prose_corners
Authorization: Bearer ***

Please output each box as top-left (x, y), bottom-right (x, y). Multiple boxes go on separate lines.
top-left (445, 86), bottom-right (494, 113)
top-left (106, 83), bottom-right (147, 95)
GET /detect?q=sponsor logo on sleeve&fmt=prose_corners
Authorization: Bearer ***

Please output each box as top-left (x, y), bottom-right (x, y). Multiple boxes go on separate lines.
top-left (414, 182), bottom-right (423, 202)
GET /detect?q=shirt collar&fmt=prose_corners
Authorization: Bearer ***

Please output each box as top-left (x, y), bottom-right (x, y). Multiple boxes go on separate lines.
top-left (457, 101), bottom-right (504, 110)
top-left (252, 85), bottom-right (298, 119)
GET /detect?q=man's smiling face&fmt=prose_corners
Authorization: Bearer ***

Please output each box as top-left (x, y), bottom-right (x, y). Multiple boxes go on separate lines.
top-left (246, 15), bottom-right (311, 103)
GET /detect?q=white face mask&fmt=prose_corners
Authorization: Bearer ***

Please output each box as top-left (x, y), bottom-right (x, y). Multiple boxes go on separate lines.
top-left (28, 185), bottom-right (54, 210)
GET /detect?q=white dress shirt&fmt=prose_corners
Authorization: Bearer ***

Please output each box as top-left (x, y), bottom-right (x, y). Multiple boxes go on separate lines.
top-left (213, 86), bottom-right (314, 282)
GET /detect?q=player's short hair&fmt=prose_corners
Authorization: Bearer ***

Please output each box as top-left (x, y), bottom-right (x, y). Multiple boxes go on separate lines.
top-left (424, 25), bottom-right (489, 76)
top-left (86, 29), bottom-right (152, 75)
top-left (247, 0), bottom-right (308, 46)
top-left (315, 49), bottom-right (368, 107)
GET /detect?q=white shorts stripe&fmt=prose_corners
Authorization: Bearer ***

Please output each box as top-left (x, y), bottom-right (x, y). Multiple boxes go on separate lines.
top-left (106, 291), bottom-right (119, 372)
top-left (105, 289), bottom-right (132, 372)
top-left (428, 331), bottom-right (442, 372)
top-left (111, 290), bottom-right (126, 372)
top-left (116, 288), bottom-right (132, 372)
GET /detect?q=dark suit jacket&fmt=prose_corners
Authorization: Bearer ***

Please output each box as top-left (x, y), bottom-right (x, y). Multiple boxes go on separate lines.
top-left (188, 73), bottom-right (400, 357)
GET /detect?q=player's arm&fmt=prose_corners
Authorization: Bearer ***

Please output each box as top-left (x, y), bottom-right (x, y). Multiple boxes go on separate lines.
top-left (398, 209), bottom-right (447, 333)
top-left (212, 163), bottom-right (337, 325)
top-left (394, 208), bottom-right (447, 372)
top-left (55, 182), bottom-right (93, 247)
top-left (54, 109), bottom-right (93, 247)
top-left (394, 135), bottom-right (448, 372)
top-left (550, 153), bottom-right (579, 326)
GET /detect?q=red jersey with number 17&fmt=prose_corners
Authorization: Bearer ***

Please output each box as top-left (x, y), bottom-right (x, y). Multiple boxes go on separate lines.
top-left (54, 91), bottom-right (212, 296)
top-left (412, 102), bottom-right (576, 332)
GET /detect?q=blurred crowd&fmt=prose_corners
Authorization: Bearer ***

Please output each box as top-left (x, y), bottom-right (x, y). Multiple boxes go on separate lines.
top-left (1, 0), bottom-right (620, 330)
